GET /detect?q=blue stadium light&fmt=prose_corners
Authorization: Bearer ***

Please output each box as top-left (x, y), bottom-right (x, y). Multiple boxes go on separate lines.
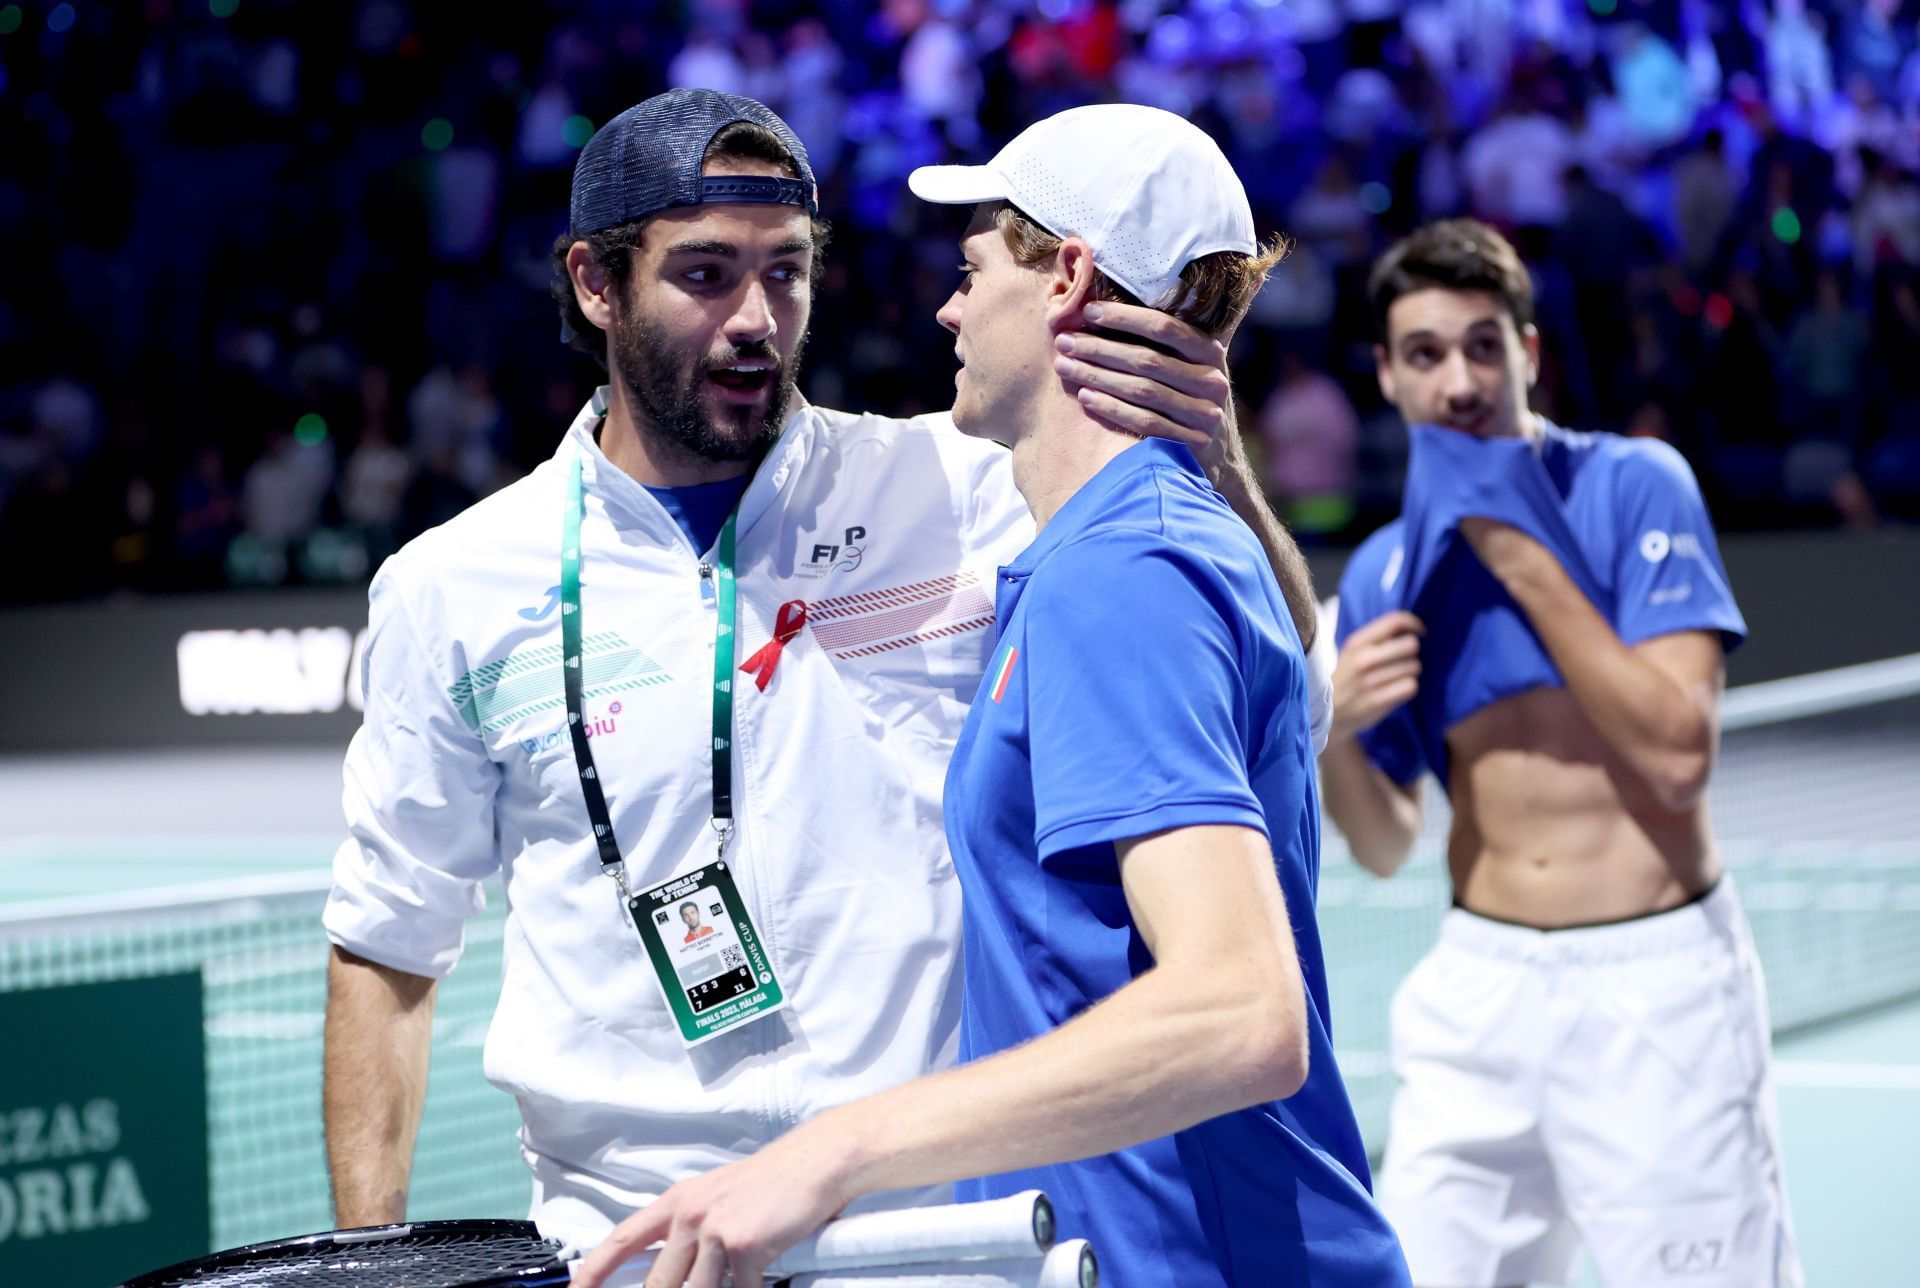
top-left (1360, 182), bottom-right (1392, 215)
top-left (47, 3), bottom-right (75, 33)
top-left (563, 114), bottom-right (594, 149)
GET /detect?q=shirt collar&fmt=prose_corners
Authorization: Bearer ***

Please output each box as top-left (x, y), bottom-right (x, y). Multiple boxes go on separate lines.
top-left (1005, 436), bottom-right (1207, 577)
top-left (558, 386), bottom-right (817, 545)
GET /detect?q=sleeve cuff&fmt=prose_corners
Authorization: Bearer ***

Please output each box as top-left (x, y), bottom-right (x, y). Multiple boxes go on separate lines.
top-left (322, 889), bottom-right (466, 981)
top-left (1380, 760), bottom-right (1426, 789)
top-left (1038, 800), bottom-right (1268, 860)
top-left (1618, 615), bottom-right (1747, 653)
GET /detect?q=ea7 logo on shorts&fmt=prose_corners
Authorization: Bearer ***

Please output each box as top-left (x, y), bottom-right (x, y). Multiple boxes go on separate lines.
top-left (1658, 1239), bottom-right (1725, 1276)
top-left (799, 526), bottom-right (868, 579)
top-left (1639, 530), bottom-right (1704, 563)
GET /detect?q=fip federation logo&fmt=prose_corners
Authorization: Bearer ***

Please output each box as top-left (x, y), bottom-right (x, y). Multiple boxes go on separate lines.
top-left (800, 525), bottom-right (868, 578)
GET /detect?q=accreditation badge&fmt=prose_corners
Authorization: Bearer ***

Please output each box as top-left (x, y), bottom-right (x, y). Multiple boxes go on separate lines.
top-left (628, 860), bottom-right (786, 1047)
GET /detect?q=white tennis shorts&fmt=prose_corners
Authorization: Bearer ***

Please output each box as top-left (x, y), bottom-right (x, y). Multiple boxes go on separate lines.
top-left (1375, 880), bottom-right (1802, 1287)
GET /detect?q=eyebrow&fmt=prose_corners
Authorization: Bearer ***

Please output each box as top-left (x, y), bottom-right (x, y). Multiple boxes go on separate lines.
top-left (1398, 319), bottom-right (1504, 346)
top-left (660, 238), bottom-right (813, 259)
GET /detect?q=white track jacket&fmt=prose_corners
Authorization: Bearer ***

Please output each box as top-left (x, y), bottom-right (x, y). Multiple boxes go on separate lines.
top-left (325, 391), bottom-right (1029, 1234)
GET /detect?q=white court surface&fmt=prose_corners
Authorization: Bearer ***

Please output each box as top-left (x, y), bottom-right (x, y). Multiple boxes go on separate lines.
top-left (0, 746), bottom-right (349, 905)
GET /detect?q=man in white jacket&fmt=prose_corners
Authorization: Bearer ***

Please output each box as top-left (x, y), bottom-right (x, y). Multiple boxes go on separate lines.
top-left (320, 89), bottom-right (1320, 1249)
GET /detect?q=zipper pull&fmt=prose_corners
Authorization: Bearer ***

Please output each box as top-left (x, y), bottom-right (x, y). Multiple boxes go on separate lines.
top-left (698, 562), bottom-right (714, 581)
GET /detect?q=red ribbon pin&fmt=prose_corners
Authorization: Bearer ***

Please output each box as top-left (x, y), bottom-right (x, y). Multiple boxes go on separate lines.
top-left (740, 599), bottom-right (809, 691)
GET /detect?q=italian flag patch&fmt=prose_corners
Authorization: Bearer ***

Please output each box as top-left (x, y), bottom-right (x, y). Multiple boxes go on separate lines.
top-left (989, 645), bottom-right (1019, 703)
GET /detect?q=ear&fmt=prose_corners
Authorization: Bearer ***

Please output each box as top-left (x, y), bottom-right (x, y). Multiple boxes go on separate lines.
top-left (1045, 237), bottom-right (1101, 332)
top-left (1373, 342), bottom-right (1396, 405)
top-left (1521, 323), bottom-right (1541, 389)
top-left (567, 242), bottom-right (616, 334)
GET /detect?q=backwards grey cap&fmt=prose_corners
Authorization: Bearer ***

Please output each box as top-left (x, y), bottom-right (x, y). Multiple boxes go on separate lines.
top-left (568, 88), bottom-right (819, 237)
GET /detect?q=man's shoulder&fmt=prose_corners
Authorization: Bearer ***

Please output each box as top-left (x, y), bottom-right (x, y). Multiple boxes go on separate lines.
top-left (800, 404), bottom-right (1022, 542)
top-left (1553, 423), bottom-right (1702, 493)
top-left (1337, 518), bottom-right (1409, 606)
top-left (1029, 489), bottom-right (1262, 638)
top-left (807, 404), bottom-right (1008, 472)
top-left (1606, 435), bottom-right (1705, 494)
top-left (1049, 476), bottom-right (1236, 575)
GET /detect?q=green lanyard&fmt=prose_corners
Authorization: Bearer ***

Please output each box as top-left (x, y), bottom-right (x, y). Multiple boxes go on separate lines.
top-left (563, 449), bottom-right (738, 874)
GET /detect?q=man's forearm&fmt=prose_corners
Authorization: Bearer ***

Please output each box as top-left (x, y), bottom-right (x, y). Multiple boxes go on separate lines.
top-left (810, 953), bottom-right (1305, 1202)
top-left (324, 946), bottom-right (438, 1226)
top-left (1217, 458), bottom-right (1317, 648)
top-left (1497, 551), bottom-right (1717, 807)
top-left (1320, 736), bottom-right (1420, 876)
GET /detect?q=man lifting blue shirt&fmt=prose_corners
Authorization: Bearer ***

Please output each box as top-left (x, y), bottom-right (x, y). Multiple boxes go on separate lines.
top-left (1321, 219), bottom-right (1799, 1288)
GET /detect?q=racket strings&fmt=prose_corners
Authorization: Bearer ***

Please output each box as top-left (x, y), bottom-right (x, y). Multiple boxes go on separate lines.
top-left (132, 1227), bottom-right (568, 1288)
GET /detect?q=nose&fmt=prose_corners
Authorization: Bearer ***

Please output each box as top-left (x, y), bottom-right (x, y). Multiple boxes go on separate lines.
top-left (936, 289), bottom-right (963, 336)
top-left (1438, 349), bottom-right (1479, 408)
top-left (724, 280), bottom-right (776, 347)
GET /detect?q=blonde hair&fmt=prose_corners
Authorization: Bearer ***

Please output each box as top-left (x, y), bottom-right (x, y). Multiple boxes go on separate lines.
top-left (992, 204), bottom-right (1289, 338)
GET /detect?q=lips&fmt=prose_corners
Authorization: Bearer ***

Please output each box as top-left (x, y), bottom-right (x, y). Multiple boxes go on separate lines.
top-left (707, 362), bottom-right (775, 402)
top-left (709, 364), bottom-right (771, 388)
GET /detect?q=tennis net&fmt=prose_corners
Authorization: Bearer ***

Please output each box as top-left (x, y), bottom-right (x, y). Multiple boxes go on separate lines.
top-left (0, 656), bottom-right (1915, 1249)
top-left (1319, 652), bottom-right (1920, 1143)
top-left (0, 877), bottom-right (528, 1250)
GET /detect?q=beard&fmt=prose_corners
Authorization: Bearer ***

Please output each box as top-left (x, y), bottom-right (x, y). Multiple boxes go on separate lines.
top-left (609, 309), bottom-right (807, 466)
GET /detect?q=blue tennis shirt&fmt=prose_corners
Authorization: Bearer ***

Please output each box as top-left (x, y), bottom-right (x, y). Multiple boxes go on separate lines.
top-left (944, 438), bottom-right (1410, 1287)
top-left (1338, 421), bottom-right (1746, 789)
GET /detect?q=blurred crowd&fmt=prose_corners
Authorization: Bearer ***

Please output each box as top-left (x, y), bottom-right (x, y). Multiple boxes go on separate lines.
top-left (4, 0), bottom-right (1919, 604)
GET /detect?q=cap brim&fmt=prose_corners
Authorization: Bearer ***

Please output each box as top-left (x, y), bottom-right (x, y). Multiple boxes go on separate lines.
top-left (907, 164), bottom-right (1011, 206)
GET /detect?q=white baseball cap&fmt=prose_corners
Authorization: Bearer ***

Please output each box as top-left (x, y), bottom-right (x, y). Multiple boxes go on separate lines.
top-left (907, 103), bottom-right (1257, 309)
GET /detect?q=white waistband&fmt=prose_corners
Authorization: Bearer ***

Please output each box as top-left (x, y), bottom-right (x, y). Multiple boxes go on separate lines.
top-left (1439, 878), bottom-right (1747, 964)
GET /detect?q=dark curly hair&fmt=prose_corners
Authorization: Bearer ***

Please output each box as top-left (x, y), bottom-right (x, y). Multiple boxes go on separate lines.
top-left (551, 121), bottom-right (831, 369)
top-left (1367, 217), bottom-right (1534, 342)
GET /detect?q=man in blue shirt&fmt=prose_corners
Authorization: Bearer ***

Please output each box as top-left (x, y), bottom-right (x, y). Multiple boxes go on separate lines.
top-left (1321, 219), bottom-right (1800, 1287)
top-left (576, 105), bottom-right (1409, 1288)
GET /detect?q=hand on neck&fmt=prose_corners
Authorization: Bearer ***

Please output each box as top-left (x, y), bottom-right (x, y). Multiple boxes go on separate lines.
top-left (597, 379), bottom-right (762, 489)
top-left (1009, 375), bottom-right (1143, 532)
